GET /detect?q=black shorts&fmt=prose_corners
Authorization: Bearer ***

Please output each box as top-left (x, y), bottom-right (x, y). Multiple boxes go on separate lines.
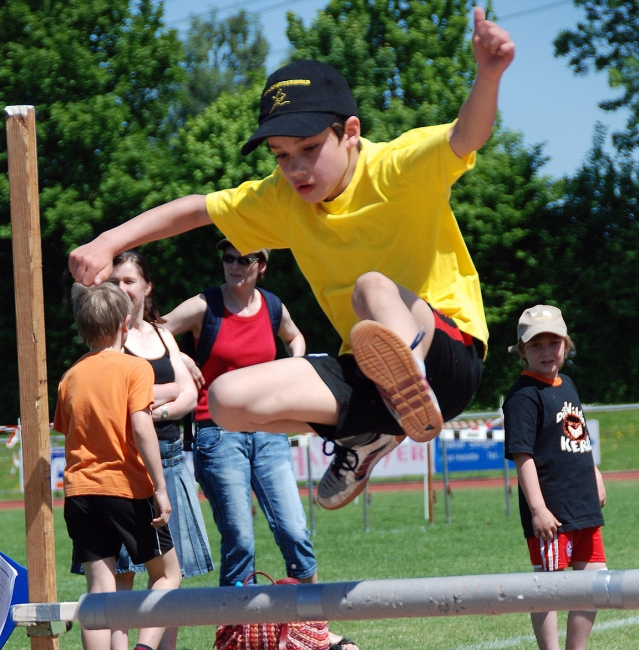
top-left (64, 495), bottom-right (174, 566)
top-left (306, 309), bottom-right (484, 441)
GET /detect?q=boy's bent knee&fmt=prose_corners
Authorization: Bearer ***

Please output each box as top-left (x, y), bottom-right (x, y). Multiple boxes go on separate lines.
top-left (353, 271), bottom-right (393, 294)
top-left (208, 376), bottom-right (251, 430)
top-left (352, 272), bottom-right (396, 311)
top-left (209, 375), bottom-right (243, 410)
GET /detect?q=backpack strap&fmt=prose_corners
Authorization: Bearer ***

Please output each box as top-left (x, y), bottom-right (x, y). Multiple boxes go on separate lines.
top-left (192, 286), bottom-right (225, 368)
top-left (178, 287), bottom-right (225, 447)
top-left (181, 286), bottom-right (281, 368)
top-left (257, 288), bottom-right (283, 339)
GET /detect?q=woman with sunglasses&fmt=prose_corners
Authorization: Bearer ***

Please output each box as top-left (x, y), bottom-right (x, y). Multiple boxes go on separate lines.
top-left (163, 239), bottom-right (358, 650)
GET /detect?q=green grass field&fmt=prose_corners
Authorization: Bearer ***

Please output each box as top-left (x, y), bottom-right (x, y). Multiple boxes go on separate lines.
top-left (3, 480), bottom-right (639, 650)
top-left (3, 407), bottom-right (639, 648)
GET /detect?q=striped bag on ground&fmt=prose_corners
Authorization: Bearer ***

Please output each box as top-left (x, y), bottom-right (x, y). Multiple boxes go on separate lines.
top-left (214, 572), bottom-right (329, 650)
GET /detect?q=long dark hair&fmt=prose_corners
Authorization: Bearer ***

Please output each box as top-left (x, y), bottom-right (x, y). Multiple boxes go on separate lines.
top-left (112, 250), bottom-right (165, 324)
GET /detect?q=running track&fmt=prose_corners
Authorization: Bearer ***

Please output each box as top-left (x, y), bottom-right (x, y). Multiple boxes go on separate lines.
top-left (2, 470), bottom-right (638, 509)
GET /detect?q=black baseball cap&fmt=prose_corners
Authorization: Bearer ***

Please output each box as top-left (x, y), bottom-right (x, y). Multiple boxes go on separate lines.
top-left (241, 60), bottom-right (358, 156)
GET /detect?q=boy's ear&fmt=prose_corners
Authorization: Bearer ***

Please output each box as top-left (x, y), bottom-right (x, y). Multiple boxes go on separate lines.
top-left (344, 116), bottom-right (360, 147)
top-left (123, 313), bottom-right (132, 331)
top-left (514, 341), bottom-right (526, 362)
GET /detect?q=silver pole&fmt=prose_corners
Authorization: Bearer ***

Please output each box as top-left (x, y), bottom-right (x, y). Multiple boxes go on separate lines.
top-left (423, 439), bottom-right (429, 521)
top-left (441, 436), bottom-right (450, 523)
top-left (306, 443), bottom-right (315, 537)
top-left (503, 455), bottom-right (511, 517)
top-left (364, 483), bottom-right (370, 533)
top-left (499, 396), bottom-right (510, 517)
top-left (14, 570), bottom-right (639, 629)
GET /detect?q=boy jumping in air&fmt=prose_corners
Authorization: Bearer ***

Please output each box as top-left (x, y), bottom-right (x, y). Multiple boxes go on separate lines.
top-left (69, 7), bottom-right (514, 509)
top-left (54, 283), bottom-right (181, 650)
top-left (503, 305), bottom-right (607, 650)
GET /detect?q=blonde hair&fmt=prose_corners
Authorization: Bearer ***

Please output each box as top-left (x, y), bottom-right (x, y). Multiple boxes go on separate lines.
top-left (517, 334), bottom-right (576, 369)
top-left (71, 283), bottom-right (131, 349)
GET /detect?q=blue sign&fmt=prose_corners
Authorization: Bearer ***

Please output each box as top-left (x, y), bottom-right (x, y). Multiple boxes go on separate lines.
top-left (434, 438), bottom-right (515, 473)
top-left (0, 552), bottom-right (28, 649)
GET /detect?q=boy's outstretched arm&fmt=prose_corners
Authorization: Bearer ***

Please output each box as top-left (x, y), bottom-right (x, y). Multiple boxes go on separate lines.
top-left (513, 453), bottom-right (562, 540)
top-left (131, 409), bottom-right (172, 528)
top-left (449, 6), bottom-right (515, 158)
top-left (69, 194), bottom-right (211, 286)
top-left (594, 465), bottom-right (606, 507)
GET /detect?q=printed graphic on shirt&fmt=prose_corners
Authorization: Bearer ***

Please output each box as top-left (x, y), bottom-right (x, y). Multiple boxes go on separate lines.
top-left (557, 402), bottom-right (591, 454)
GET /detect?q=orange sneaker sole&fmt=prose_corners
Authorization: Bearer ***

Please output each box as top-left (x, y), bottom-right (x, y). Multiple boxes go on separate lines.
top-left (351, 320), bottom-right (443, 442)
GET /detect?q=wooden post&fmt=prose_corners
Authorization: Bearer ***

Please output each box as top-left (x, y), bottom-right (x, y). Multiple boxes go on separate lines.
top-left (6, 105), bottom-right (59, 650)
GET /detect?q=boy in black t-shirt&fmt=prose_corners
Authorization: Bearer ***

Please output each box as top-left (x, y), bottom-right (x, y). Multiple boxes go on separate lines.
top-left (503, 305), bottom-right (607, 650)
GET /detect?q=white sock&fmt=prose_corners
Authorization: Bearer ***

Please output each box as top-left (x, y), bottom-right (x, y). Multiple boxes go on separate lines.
top-left (412, 353), bottom-right (426, 377)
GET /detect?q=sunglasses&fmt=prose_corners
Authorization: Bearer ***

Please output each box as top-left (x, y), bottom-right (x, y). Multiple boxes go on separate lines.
top-left (221, 253), bottom-right (261, 266)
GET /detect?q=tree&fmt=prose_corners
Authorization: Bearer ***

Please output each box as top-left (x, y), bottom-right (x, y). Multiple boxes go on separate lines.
top-left (452, 130), bottom-right (557, 407)
top-left (286, 0), bottom-right (476, 141)
top-left (537, 125), bottom-right (639, 403)
top-left (554, 0), bottom-right (639, 152)
top-left (181, 9), bottom-right (269, 118)
top-left (0, 0), bottom-right (185, 422)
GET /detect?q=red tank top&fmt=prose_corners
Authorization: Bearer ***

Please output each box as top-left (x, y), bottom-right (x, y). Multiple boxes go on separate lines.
top-left (194, 298), bottom-right (276, 420)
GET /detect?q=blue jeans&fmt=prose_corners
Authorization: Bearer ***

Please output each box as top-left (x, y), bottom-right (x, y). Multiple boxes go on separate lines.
top-left (193, 427), bottom-right (316, 586)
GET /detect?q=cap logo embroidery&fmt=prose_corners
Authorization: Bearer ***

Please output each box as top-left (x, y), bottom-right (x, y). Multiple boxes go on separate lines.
top-left (263, 78), bottom-right (311, 97)
top-left (270, 88), bottom-right (290, 113)
top-left (530, 309), bottom-right (553, 321)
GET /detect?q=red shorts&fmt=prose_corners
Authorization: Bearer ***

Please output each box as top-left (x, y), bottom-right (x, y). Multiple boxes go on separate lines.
top-left (527, 527), bottom-right (606, 571)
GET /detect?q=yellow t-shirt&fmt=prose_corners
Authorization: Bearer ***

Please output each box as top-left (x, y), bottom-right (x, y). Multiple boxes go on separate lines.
top-left (54, 349), bottom-right (155, 499)
top-left (206, 123), bottom-right (488, 353)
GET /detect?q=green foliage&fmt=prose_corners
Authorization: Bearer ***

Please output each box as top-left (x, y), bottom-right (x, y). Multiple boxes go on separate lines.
top-left (8, 0), bottom-right (639, 418)
top-left (535, 127), bottom-right (639, 403)
top-left (0, 0), bottom-right (564, 417)
top-left (181, 9), bottom-right (269, 118)
top-left (452, 130), bottom-right (557, 407)
top-left (554, 0), bottom-right (639, 152)
top-left (286, 0), bottom-right (476, 140)
top-left (0, 0), bottom-right (186, 422)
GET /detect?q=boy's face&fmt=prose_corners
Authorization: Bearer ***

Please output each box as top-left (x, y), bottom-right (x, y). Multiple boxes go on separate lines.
top-left (267, 117), bottom-right (360, 203)
top-left (522, 332), bottom-right (566, 380)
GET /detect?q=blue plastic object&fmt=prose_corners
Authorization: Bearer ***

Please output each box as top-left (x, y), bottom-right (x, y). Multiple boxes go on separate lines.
top-left (0, 552), bottom-right (28, 649)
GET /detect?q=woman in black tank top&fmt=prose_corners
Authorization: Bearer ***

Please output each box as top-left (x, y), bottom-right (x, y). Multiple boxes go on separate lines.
top-left (124, 323), bottom-right (181, 442)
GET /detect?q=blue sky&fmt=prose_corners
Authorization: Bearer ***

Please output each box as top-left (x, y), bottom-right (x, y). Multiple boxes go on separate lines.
top-left (159, 0), bottom-right (628, 179)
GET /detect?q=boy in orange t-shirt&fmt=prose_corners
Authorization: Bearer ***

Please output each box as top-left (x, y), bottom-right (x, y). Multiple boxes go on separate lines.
top-left (54, 282), bottom-right (181, 650)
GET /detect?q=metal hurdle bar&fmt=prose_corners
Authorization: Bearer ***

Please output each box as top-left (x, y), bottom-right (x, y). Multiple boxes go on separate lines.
top-left (12, 570), bottom-right (639, 633)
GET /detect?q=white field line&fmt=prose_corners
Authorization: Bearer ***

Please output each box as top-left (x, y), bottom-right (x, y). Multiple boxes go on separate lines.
top-left (455, 614), bottom-right (639, 650)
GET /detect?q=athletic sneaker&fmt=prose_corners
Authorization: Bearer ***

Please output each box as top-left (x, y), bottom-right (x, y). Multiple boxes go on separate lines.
top-left (350, 320), bottom-right (443, 442)
top-left (316, 434), bottom-right (404, 510)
